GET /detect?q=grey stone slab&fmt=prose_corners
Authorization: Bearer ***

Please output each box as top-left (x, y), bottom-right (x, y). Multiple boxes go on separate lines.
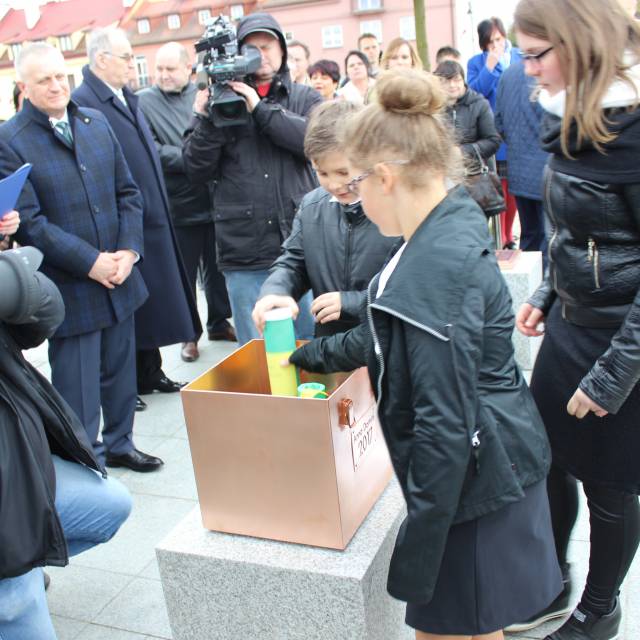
top-left (45, 565), bottom-right (134, 622)
top-left (75, 625), bottom-right (152, 640)
top-left (157, 480), bottom-right (413, 640)
top-left (94, 578), bottom-right (172, 639)
top-left (70, 493), bottom-right (196, 575)
top-left (119, 438), bottom-right (198, 501)
top-left (132, 392), bottom-right (185, 438)
top-left (51, 615), bottom-right (88, 640)
top-left (140, 558), bottom-right (161, 580)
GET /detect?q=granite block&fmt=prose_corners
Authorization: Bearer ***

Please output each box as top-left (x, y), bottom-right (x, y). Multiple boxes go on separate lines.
top-left (157, 480), bottom-right (413, 640)
top-left (500, 251), bottom-right (544, 371)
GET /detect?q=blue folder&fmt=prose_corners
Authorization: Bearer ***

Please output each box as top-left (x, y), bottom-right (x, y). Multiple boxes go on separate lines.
top-left (0, 163), bottom-right (32, 218)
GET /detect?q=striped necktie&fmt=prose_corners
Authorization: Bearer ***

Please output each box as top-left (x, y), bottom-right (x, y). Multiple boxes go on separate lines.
top-left (54, 121), bottom-right (73, 145)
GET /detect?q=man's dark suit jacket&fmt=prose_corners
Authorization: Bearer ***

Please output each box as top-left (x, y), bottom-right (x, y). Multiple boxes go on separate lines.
top-left (0, 99), bottom-right (147, 339)
top-left (73, 66), bottom-right (201, 350)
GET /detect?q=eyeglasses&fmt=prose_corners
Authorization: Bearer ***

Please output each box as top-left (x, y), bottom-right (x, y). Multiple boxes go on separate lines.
top-left (521, 46), bottom-right (554, 65)
top-left (346, 160), bottom-right (409, 195)
top-left (104, 52), bottom-right (134, 63)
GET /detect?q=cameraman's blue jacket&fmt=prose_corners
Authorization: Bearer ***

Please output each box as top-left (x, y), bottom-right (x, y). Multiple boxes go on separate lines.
top-left (182, 12), bottom-right (323, 272)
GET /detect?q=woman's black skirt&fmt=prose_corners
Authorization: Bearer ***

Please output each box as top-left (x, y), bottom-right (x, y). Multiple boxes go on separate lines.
top-left (405, 480), bottom-right (562, 635)
top-left (530, 301), bottom-right (640, 494)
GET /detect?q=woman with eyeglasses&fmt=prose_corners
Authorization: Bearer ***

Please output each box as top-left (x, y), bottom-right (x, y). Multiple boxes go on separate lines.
top-left (290, 68), bottom-right (561, 640)
top-left (467, 17), bottom-right (522, 250)
top-left (513, 1), bottom-right (640, 639)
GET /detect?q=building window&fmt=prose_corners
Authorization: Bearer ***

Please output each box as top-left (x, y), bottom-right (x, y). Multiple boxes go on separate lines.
top-left (230, 4), bottom-right (244, 21)
top-left (123, 0), bottom-right (134, 6)
top-left (198, 9), bottom-right (211, 25)
top-left (284, 30), bottom-right (295, 42)
top-left (357, 0), bottom-right (381, 11)
top-left (137, 19), bottom-right (150, 35)
top-left (399, 16), bottom-right (416, 41)
top-left (168, 14), bottom-right (180, 29)
top-left (359, 20), bottom-right (382, 42)
top-left (322, 25), bottom-right (343, 49)
top-left (59, 35), bottom-right (73, 52)
top-left (10, 43), bottom-right (22, 59)
top-left (135, 55), bottom-right (150, 88)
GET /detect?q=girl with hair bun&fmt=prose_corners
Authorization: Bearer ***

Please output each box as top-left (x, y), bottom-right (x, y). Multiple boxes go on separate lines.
top-left (290, 68), bottom-right (561, 640)
top-left (513, 1), bottom-right (640, 639)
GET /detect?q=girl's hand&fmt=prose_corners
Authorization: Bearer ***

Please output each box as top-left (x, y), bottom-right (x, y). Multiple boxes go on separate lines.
top-left (0, 210), bottom-right (20, 236)
top-left (567, 388), bottom-right (608, 419)
top-left (516, 303), bottom-right (545, 337)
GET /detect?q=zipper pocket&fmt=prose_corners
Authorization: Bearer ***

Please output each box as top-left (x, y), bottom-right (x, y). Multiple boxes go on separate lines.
top-left (587, 237), bottom-right (601, 289)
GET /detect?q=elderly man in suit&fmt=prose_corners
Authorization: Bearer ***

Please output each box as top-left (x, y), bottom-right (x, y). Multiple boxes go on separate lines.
top-left (73, 27), bottom-right (202, 408)
top-left (0, 43), bottom-right (163, 472)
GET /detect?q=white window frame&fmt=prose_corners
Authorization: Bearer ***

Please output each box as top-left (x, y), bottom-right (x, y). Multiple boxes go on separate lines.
top-left (230, 4), bottom-right (244, 21)
top-left (357, 0), bottom-right (381, 11)
top-left (284, 30), bottom-right (295, 42)
top-left (137, 19), bottom-right (150, 35)
top-left (359, 20), bottom-right (382, 43)
top-left (10, 43), bottom-right (22, 59)
top-left (167, 14), bottom-right (180, 30)
top-left (198, 9), bottom-right (211, 25)
top-left (399, 16), bottom-right (416, 41)
top-left (59, 35), bottom-right (73, 52)
top-left (322, 25), bottom-right (343, 49)
top-left (135, 55), bottom-right (150, 88)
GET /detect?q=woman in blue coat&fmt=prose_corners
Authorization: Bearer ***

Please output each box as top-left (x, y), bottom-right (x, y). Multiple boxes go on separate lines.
top-left (467, 17), bottom-right (522, 250)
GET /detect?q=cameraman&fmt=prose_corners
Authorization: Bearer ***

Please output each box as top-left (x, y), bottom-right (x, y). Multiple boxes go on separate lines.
top-left (0, 246), bottom-right (131, 639)
top-left (183, 13), bottom-right (322, 345)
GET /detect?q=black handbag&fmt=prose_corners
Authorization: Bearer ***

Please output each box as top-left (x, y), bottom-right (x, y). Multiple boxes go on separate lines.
top-left (465, 145), bottom-right (505, 218)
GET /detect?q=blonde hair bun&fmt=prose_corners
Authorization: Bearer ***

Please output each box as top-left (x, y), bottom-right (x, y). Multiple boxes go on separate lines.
top-left (375, 69), bottom-right (446, 116)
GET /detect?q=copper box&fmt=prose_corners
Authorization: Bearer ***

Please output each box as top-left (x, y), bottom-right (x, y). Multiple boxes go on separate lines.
top-left (181, 339), bottom-right (393, 550)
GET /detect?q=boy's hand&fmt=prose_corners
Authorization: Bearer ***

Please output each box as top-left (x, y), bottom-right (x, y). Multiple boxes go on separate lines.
top-left (311, 292), bottom-right (341, 324)
top-left (252, 294), bottom-right (299, 334)
top-left (0, 210), bottom-right (20, 236)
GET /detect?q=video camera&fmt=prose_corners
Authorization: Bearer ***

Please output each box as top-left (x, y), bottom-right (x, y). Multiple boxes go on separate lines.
top-left (194, 15), bottom-right (262, 128)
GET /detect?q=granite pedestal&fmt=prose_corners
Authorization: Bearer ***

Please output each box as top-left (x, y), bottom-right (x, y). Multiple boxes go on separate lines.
top-left (500, 250), bottom-right (543, 371)
top-left (156, 480), bottom-right (413, 640)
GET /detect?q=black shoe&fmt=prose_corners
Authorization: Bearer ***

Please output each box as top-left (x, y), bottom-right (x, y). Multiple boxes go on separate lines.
top-left (135, 396), bottom-right (147, 412)
top-left (43, 571), bottom-right (50, 591)
top-left (506, 563), bottom-right (573, 633)
top-left (208, 325), bottom-right (237, 342)
top-left (138, 375), bottom-right (186, 395)
top-left (545, 599), bottom-right (621, 640)
top-left (503, 240), bottom-right (518, 250)
top-left (105, 448), bottom-right (164, 472)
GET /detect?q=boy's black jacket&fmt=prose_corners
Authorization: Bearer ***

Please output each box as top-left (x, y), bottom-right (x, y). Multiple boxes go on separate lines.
top-left (291, 186), bottom-right (551, 604)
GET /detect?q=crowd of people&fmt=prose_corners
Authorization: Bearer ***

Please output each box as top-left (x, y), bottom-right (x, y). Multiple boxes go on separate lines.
top-left (1, 0), bottom-right (640, 638)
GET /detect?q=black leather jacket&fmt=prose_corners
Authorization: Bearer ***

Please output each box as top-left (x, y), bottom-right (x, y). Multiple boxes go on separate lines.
top-left (291, 188), bottom-right (550, 604)
top-left (182, 13), bottom-right (322, 271)
top-left (529, 107), bottom-right (640, 414)
top-left (259, 188), bottom-right (399, 336)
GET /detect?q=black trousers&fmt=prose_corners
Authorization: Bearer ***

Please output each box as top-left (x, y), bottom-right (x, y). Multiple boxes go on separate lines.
top-left (514, 196), bottom-right (548, 254)
top-left (174, 222), bottom-right (231, 336)
top-left (548, 464), bottom-right (640, 614)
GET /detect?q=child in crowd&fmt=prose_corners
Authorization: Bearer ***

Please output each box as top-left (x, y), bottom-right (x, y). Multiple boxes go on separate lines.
top-left (289, 69), bottom-right (561, 640)
top-left (252, 99), bottom-right (398, 337)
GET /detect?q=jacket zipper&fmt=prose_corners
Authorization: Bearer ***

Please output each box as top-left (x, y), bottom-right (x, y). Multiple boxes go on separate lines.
top-left (587, 237), bottom-right (601, 289)
top-left (344, 221), bottom-right (353, 289)
top-left (366, 282), bottom-right (385, 412)
top-left (544, 172), bottom-right (559, 292)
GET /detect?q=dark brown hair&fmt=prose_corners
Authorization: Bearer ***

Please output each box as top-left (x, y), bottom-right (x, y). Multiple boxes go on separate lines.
top-left (477, 17), bottom-right (506, 51)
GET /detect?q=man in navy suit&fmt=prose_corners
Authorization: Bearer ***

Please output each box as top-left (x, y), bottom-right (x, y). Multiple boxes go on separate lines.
top-left (0, 43), bottom-right (163, 472)
top-left (73, 28), bottom-right (202, 409)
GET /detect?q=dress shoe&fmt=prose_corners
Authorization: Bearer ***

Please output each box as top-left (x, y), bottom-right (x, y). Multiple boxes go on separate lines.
top-left (181, 341), bottom-right (200, 362)
top-left (503, 240), bottom-right (518, 250)
top-left (208, 325), bottom-right (237, 342)
top-left (545, 599), bottom-right (621, 640)
top-left (507, 563), bottom-right (573, 632)
top-left (138, 375), bottom-right (186, 395)
top-left (135, 396), bottom-right (147, 412)
top-left (105, 448), bottom-right (164, 472)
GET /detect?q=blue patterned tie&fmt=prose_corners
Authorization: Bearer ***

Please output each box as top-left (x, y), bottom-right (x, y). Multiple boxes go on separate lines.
top-left (54, 121), bottom-right (73, 145)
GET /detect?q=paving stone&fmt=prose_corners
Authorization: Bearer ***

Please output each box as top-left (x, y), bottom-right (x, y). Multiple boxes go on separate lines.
top-left (51, 615), bottom-right (88, 640)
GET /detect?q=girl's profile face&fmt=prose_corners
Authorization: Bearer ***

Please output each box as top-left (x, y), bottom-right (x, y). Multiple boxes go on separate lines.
top-left (517, 31), bottom-right (566, 96)
top-left (388, 44), bottom-right (413, 69)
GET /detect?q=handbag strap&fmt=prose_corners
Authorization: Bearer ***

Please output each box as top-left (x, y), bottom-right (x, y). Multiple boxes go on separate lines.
top-left (471, 144), bottom-right (489, 174)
